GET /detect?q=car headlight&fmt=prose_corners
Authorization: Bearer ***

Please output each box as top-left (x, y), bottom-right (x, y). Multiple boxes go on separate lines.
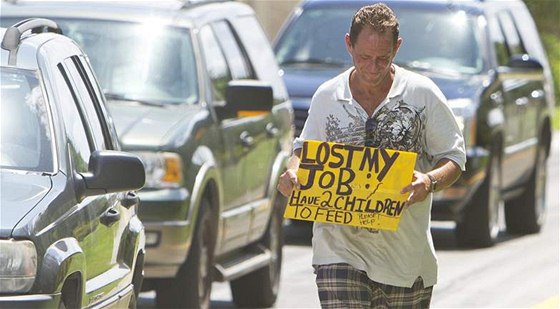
top-left (134, 152), bottom-right (183, 189)
top-left (0, 239), bottom-right (37, 293)
top-left (448, 98), bottom-right (477, 148)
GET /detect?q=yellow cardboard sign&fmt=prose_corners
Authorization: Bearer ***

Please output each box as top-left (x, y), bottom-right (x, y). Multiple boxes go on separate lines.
top-left (284, 140), bottom-right (417, 231)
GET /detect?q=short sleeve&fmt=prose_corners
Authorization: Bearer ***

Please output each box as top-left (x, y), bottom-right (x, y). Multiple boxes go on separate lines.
top-left (424, 86), bottom-right (466, 170)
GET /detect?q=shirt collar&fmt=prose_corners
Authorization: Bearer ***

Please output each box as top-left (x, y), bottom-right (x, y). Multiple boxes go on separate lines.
top-left (336, 64), bottom-right (407, 102)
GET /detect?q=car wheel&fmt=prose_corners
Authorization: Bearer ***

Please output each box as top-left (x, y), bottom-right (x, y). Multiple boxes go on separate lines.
top-left (456, 154), bottom-right (503, 247)
top-left (156, 198), bottom-right (215, 309)
top-left (505, 145), bottom-right (547, 234)
top-left (230, 197), bottom-right (285, 308)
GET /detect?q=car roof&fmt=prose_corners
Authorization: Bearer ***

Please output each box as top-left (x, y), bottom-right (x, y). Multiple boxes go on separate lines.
top-left (0, 0), bottom-right (254, 28)
top-left (298, 0), bottom-right (528, 15)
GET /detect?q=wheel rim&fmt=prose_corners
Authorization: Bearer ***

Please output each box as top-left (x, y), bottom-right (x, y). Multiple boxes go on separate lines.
top-left (488, 156), bottom-right (502, 240)
top-left (268, 213), bottom-right (281, 294)
top-left (198, 214), bottom-right (212, 308)
top-left (534, 149), bottom-right (547, 226)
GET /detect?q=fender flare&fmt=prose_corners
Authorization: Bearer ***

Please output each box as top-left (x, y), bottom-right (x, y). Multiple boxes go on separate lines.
top-left (185, 146), bottom-right (223, 243)
top-left (266, 150), bottom-right (291, 207)
top-left (37, 237), bottom-right (85, 295)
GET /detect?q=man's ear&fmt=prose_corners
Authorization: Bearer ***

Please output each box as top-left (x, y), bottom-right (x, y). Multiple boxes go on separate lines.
top-left (394, 37), bottom-right (403, 55)
top-left (345, 33), bottom-right (353, 54)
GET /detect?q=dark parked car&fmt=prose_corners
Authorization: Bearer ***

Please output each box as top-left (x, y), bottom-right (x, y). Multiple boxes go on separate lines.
top-left (0, 19), bottom-right (146, 308)
top-left (274, 0), bottom-right (555, 247)
top-left (1, 1), bottom-right (294, 307)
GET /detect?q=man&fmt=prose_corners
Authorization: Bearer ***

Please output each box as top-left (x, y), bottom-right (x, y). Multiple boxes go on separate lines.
top-left (277, 3), bottom-right (466, 308)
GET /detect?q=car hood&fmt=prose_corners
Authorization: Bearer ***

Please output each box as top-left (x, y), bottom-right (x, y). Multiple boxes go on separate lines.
top-left (107, 101), bottom-right (200, 148)
top-left (0, 171), bottom-right (52, 237)
top-left (425, 73), bottom-right (483, 101)
top-left (282, 66), bottom-right (349, 99)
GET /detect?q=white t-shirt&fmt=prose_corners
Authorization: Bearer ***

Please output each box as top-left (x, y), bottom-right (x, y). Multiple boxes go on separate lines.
top-left (294, 65), bottom-right (466, 288)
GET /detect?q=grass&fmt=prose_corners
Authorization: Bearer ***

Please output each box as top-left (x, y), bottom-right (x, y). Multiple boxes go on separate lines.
top-left (554, 105), bottom-right (560, 131)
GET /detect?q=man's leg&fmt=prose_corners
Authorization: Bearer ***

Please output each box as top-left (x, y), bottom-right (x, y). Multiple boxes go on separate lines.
top-left (315, 263), bottom-right (372, 309)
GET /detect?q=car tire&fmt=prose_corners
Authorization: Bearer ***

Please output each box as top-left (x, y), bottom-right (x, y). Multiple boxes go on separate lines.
top-left (505, 145), bottom-right (547, 234)
top-left (230, 197), bottom-right (285, 308)
top-left (456, 153), bottom-right (503, 247)
top-left (156, 198), bottom-right (215, 309)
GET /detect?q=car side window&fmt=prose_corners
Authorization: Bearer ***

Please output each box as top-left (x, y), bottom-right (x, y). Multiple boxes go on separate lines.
top-left (55, 63), bottom-right (92, 173)
top-left (497, 11), bottom-right (527, 58)
top-left (75, 55), bottom-right (118, 150)
top-left (233, 16), bottom-right (290, 102)
top-left (212, 20), bottom-right (254, 80)
top-left (63, 57), bottom-right (108, 150)
top-left (199, 25), bottom-right (232, 103)
top-left (488, 15), bottom-right (509, 67)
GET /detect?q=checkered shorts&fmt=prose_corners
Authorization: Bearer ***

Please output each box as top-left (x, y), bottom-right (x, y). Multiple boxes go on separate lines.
top-left (315, 263), bottom-right (433, 309)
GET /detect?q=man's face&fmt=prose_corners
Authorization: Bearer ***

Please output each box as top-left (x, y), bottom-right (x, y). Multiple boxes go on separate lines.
top-left (345, 27), bottom-right (401, 87)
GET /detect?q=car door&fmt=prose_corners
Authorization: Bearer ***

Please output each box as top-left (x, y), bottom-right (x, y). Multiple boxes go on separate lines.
top-left (60, 56), bottom-right (129, 302)
top-left (495, 11), bottom-right (536, 189)
top-left (199, 24), bottom-right (252, 251)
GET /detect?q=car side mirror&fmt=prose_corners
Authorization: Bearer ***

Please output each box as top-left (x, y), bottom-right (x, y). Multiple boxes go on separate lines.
top-left (77, 150), bottom-right (145, 199)
top-left (507, 54), bottom-right (543, 70)
top-left (216, 80), bottom-right (273, 120)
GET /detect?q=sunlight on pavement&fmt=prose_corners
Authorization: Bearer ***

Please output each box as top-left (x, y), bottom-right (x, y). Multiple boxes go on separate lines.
top-left (533, 296), bottom-right (559, 308)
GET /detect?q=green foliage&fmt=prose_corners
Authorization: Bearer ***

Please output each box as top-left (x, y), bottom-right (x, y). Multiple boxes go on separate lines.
top-left (554, 106), bottom-right (560, 131)
top-left (524, 0), bottom-right (560, 106)
top-left (542, 34), bottom-right (560, 106)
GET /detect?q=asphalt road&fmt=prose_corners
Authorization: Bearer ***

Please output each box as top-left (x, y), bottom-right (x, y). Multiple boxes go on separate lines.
top-left (139, 132), bottom-right (559, 308)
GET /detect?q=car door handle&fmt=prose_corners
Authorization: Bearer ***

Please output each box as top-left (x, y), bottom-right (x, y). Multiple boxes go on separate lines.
top-left (121, 191), bottom-right (140, 209)
top-left (265, 123), bottom-right (279, 137)
top-left (240, 131), bottom-right (254, 148)
top-left (515, 97), bottom-right (529, 107)
top-left (100, 207), bottom-right (121, 226)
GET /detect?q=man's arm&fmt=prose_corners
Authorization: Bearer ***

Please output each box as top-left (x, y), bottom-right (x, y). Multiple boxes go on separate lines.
top-left (401, 158), bottom-right (462, 206)
top-left (277, 148), bottom-right (302, 197)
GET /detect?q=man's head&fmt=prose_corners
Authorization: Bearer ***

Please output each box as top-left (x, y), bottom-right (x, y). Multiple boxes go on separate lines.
top-left (345, 3), bottom-right (402, 87)
top-left (349, 3), bottom-right (399, 47)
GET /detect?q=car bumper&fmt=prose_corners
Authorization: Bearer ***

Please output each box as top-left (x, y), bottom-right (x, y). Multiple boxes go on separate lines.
top-left (0, 293), bottom-right (61, 308)
top-left (137, 188), bottom-right (193, 279)
top-left (431, 146), bottom-right (489, 221)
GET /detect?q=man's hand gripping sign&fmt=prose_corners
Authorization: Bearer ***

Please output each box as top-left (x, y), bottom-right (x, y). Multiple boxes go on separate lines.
top-left (284, 140), bottom-right (418, 231)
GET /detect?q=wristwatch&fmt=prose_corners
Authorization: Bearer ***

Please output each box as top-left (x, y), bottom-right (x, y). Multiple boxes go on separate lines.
top-left (427, 173), bottom-right (438, 193)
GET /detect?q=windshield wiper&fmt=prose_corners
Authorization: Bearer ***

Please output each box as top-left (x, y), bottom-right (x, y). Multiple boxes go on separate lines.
top-left (280, 58), bottom-right (347, 67)
top-left (104, 92), bottom-right (165, 107)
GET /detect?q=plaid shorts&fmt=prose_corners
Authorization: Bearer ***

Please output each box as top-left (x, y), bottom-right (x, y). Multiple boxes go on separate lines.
top-left (315, 263), bottom-right (433, 309)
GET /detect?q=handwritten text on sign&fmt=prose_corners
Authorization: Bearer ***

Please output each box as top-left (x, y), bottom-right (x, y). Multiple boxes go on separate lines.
top-left (284, 140), bottom-right (418, 231)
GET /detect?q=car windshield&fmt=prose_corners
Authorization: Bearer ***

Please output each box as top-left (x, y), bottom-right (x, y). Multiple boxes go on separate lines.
top-left (31, 18), bottom-right (198, 105)
top-left (1, 67), bottom-right (54, 172)
top-left (275, 6), bottom-right (485, 75)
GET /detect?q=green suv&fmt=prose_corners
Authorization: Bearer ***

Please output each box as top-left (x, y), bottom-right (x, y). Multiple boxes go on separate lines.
top-left (1, 1), bottom-right (293, 308)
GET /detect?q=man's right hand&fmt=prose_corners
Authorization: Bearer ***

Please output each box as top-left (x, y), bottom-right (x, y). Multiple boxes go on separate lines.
top-left (277, 169), bottom-right (300, 197)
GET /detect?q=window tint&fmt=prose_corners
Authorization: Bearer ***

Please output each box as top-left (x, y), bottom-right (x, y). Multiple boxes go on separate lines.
top-left (488, 15), bottom-right (509, 66)
top-left (212, 21), bottom-right (253, 80)
top-left (199, 25), bottom-right (232, 102)
top-left (498, 12), bottom-right (526, 57)
top-left (56, 63), bottom-right (92, 173)
top-left (64, 57), bottom-right (107, 150)
top-left (76, 55), bottom-right (118, 149)
top-left (234, 16), bottom-right (289, 101)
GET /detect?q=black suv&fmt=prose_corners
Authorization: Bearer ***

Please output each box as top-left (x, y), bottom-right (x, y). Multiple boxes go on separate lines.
top-left (274, 0), bottom-right (554, 247)
top-left (1, 1), bottom-right (294, 307)
top-left (0, 19), bottom-right (145, 308)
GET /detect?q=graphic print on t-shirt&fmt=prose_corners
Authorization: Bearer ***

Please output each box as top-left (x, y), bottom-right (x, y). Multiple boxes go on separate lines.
top-left (325, 97), bottom-right (426, 155)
